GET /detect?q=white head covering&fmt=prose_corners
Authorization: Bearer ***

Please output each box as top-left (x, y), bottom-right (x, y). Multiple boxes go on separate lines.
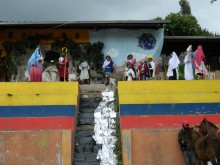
top-left (168, 52), bottom-right (180, 70)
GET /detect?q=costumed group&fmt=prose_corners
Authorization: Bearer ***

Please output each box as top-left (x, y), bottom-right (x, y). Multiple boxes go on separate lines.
top-left (27, 44), bottom-right (208, 83)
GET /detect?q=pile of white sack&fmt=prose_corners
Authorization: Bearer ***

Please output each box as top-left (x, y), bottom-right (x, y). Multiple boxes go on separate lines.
top-left (93, 89), bottom-right (117, 165)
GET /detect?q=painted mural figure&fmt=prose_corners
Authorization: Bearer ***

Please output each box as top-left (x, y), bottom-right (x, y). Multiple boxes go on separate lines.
top-left (79, 57), bottom-right (90, 85)
top-left (58, 52), bottom-right (69, 82)
top-left (184, 45), bottom-right (194, 80)
top-left (27, 46), bottom-right (44, 82)
top-left (166, 51), bottom-right (180, 80)
top-left (102, 55), bottom-right (114, 85)
top-left (178, 121), bottom-right (196, 165)
top-left (193, 45), bottom-right (208, 80)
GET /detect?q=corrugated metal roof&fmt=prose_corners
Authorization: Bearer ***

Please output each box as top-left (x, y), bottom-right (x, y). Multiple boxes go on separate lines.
top-left (0, 20), bottom-right (170, 29)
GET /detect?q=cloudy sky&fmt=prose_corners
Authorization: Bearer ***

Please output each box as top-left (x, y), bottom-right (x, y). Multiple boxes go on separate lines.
top-left (0, 0), bottom-right (220, 33)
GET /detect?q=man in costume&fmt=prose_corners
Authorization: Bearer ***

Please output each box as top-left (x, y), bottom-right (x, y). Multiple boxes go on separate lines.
top-left (193, 45), bottom-right (208, 80)
top-left (166, 51), bottom-right (180, 80)
top-left (184, 45), bottom-right (194, 80)
top-left (58, 51), bottom-right (69, 82)
top-left (147, 55), bottom-right (155, 79)
top-left (102, 55), bottom-right (114, 85)
top-left (28, 46), bottom-right (44, 82)
top-left (178, 121), bottom-right (196, 165)
top-left (137, 61), bottom-right (144, 80)
top-left (79, 57), bottom-right (90, 85)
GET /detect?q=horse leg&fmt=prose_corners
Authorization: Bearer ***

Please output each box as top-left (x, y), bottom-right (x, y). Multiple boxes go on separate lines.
top-left (202, 161), bottom-right (208, 165)
top-left (216, 139), bottom-right (220, 165)
top-left (210, 158), bottom-right (218, 165)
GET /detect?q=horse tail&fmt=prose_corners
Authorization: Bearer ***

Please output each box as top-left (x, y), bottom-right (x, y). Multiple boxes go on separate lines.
top-left (216, 138), bottom-right (220, 165)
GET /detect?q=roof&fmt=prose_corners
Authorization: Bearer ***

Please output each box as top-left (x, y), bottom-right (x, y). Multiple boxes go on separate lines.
top-left (165, 36), bottom-right (220, 42)
top-left (0, 20), bottom-right (170, 30)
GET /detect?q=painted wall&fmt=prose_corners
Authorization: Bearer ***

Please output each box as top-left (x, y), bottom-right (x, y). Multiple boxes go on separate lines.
top-left (118, 80), bottom-right (220, 165)
top-left (0, 82), bottom-right (79, 165)
top-left (0, 29), bottom-right (89, 52)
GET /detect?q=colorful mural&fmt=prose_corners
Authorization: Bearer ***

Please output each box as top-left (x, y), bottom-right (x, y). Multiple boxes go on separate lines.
top-left (89, 28), bottom-right (164, 67)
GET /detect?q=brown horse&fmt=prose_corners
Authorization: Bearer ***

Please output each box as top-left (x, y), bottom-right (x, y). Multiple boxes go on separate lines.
top-left (187, 126), bottom-right (220, 165)
top-left (199, 118), bottom-right (220, 137)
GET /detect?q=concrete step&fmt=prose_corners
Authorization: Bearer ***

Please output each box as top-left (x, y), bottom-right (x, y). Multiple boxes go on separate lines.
top-left (77, 125), bottom-right (94, 131)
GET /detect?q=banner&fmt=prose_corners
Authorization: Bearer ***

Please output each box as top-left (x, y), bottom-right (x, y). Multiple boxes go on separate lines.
top-left (89, 28), bottom-right (164, 67)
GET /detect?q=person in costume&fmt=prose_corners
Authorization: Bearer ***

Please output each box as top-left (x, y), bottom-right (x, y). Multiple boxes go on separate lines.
top-left (143, 60), bottom-right (150, 80)
top-left (193, 45), bottom-right (208, 79)
top-left (28, 46), bottom-right (44, 82)
top-left (79, 57), bottom-right (90, 85)
top-left (125, 54), bottom-right (136, 71)
top-left (147, 55), bottom-right (155, 79)
top-left (125, 61), bottom-right (136, 81)
top-left (102, 55), bottom-right (114, 85)
top-left (178, 121), bottom-right (196, 165)
top-left (184, 45), bottom-right (194, 80)
top-left (137, 61), bottom-right (144, 80)
top-left (58, 51), bottom-right (69, 81)
top-left (167, 51), bottom-right (180, 80)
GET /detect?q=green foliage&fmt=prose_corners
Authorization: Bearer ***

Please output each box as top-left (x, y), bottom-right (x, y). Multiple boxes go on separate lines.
top-left (162, 1), bottom-right (218, 36)
top-left (179, 0), bottom-right (191, 15)
top-left (153, 17), bottom-right (163, 20)
top-left (84, 42), bottom-right (104, 70)
top-left (0, 55), bottom-right (18, 81)
top-left (51, 37), bottom-right (104, 71)
top-left (165, 13), bottom-right (204, 36)
top-left (178, 64), bottom-right (185, 80)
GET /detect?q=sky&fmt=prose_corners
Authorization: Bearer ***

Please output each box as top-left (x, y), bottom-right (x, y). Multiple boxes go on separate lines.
top-left (0, 0), bottom-right (220, 34)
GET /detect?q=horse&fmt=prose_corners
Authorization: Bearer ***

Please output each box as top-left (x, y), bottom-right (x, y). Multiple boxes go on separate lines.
top-left (186, 126), bottom-right (220, 165)
top-left (199, 118), bottom-right (220, 137)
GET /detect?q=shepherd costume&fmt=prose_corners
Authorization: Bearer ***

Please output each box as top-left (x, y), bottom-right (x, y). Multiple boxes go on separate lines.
top-left (58, 54), bottom-right (69, 81)
top-left (147, 55), bottom-right (155, 79)
top-left (79, 59), bottom-right (90, 83)
top-left (28, 47), bottom-right (44, 82)
top-left (125, 61), bottom-right (136, 81)
top-left (102, 55), bottom-right (114, 85)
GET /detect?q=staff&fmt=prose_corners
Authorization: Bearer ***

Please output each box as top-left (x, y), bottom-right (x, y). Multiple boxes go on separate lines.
top-left (62, 47), bottom-right (68, 82)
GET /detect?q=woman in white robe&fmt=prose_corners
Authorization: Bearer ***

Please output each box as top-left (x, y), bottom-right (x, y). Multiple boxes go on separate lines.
top-left (184, 45), bottom-right (194, 80)
top-left (166, 51), bottom-right (180, 80)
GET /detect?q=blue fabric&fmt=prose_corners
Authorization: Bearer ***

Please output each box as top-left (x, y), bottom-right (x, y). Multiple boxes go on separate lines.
top-left (28, 48), bottom-right (41, 74)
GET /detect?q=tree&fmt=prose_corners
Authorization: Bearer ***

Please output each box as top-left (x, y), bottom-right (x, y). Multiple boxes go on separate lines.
top-left (165, 13), bottom-right (203, 36)
top-left (179, 0), bottom-right (191, 15)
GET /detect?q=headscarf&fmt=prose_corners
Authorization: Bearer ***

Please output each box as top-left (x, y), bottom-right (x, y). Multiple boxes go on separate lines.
top-left (193, 45), bottom-right (206, 68)
top-left (168, 52), bottom-right (180, 70)
top-left (27, 47), bottom-right (43, 74)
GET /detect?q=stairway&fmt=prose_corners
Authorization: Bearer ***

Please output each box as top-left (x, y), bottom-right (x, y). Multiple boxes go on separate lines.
top-left (73, 84), bottom-right (107, 165)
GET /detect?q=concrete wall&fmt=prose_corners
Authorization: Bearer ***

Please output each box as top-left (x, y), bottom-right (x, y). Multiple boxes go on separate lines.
top-left (0, 82), bottom-right (79, 165)
top-left (118, 80), bottom-right (220, 165)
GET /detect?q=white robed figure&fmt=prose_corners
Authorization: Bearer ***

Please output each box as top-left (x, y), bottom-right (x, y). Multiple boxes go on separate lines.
top-left (79, 59), bottom-right (90, 82)
top-left (184, 45), bottom-right (194, 80)
top-left (167, 52), bottom-right (180, 80)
